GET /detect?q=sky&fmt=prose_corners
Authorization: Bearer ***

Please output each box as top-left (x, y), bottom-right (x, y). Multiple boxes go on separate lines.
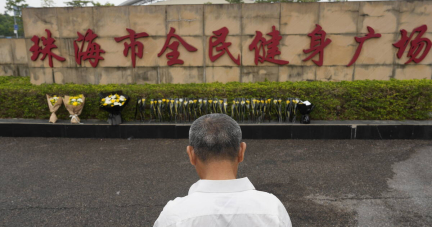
top-left (0, 0), bottom-right (381, 15)
top-left (0, 0), bottom-right (126, 13)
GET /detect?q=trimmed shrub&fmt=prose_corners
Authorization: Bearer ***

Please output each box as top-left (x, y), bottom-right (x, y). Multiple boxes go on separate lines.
top-left (0, 76), bottom-right (431, 121)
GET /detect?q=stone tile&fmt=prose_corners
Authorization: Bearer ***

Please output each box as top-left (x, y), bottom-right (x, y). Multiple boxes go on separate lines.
top-left (205, 36), bottom-right (241, 67)
top-left (57, 38), bottom-right (78, 68)
top-left (399, 1), bottom-right (432, 33)
top-left (204, 4), bottom-right (241, 36)
top-left (0, 65), bottom-right (16, 76)
top-left (394, 65), bottom-right (432, 80)
top-left (319, 2), bottom-right (359, 34)
top-left (279, 35), bottom-right (315, 66)
top-left (129, 5), bottom-right (166, 37)
top-left (133, 67), bottom-right (158, 84)
top-left (394, 33), bottom-right (432, 65)
top-left (205, 67), bottom-right (240, 83)
top-left (241, 66), bottom-right (278, 82)
top-left (316, 66), bottom-right (353, 81)
top-left (358, 2), bottom-right (399, 34)
top-left (242, 35), bottom-right (287, 67)
top-left (99, 68), bottom-right (133, 85)
top-left (57, 7), bottom-right (94, 38)
top-left (354, 34), bottom-right (395, 65)
top-left (354, 66), bottom-right (392, 80)
top-left (22, 8), bottom-right (59, 38)
top-left (29, 67), bottom-right (53, 85)
top-left (97, 38), bottom-right (131, 67)
top-left (167, 5), bottom-right (203, 36)
top-left (53, 68), bottom-right (100, 84)
top-left (160, 67), bottom-right (204, 84)
top-left (242, 3), bottom-right (280, 36)
top-left (279, 66), bottom-right (316, 82)
top-left (93, 6), bottom-right (130, 37)
top-left (0, 39), bottom-right (13, 64)
top-left (11, 39), bottom-right (28, 64)
top-left (280, 3), bottom-right (319, 35)
top-left (323, 34), bottom-right (357, 66)
top-left (135, 37), bottom-right (167, 67)
top-left (17, 65), bottom-right (29, 77)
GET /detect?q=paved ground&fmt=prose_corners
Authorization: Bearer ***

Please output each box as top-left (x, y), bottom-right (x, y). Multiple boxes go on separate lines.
top-left (1, 138), bottom-right (431, 227)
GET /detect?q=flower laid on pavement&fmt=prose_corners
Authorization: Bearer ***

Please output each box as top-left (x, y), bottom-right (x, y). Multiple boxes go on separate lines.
top-left (46, 94), bottom-right (63, 123)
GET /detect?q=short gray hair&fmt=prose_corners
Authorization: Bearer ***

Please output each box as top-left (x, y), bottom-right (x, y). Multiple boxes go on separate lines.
top-left (189, 114), bottom-right (242, 162)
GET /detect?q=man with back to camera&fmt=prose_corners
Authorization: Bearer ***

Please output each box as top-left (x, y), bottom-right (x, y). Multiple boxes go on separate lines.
top-left (154, 113), bottom-right (292, 227)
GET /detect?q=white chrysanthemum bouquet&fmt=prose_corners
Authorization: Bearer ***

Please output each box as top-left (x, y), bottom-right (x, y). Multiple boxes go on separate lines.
top-left (99, 92), bottom-right (130, 125)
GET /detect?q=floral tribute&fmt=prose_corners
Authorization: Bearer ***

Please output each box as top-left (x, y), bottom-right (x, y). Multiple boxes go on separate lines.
top-left (137, 97), bottom-right (314, 124)
top-left (99, 92), bottom-right (130, 125)
top-left (46, 94), bottom-right (63, 123)
top-left (64, 94), bottom-right (85, 124)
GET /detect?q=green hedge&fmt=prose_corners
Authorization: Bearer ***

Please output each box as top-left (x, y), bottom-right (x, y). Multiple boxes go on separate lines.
top-left (0, 76), bottom-right (431, 121)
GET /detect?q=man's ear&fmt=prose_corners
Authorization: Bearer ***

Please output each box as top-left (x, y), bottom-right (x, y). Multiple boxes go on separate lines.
top-left (238, 142), bottom-right (246, 163)
top-left (187, 146), bottom-right (197, 166)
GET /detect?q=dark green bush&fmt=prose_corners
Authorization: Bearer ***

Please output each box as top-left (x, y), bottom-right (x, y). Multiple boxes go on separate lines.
top-left (0, 76), bottom-right (431, 121)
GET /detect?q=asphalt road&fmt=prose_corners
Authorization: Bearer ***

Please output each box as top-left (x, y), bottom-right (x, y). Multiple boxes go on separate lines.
top-left (1, 138), bottom-right (431, 227)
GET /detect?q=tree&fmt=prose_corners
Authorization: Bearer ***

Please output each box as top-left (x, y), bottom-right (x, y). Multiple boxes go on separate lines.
top-left (64, 0), bottom-right (92, 7)
top-left (92, 1), bottom-right (115, 6)
top-left (0, 13), bottom-right (15, 37)
top-left (4, 0), bottom-right (27, 37)
top-left (42, 0), bottom-right (55, 7)
top-left (225, 0), bottom-right (243, 3)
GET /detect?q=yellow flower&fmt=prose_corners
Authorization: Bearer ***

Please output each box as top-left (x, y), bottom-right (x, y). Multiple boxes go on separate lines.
top-left (261, 100), bottom-right (264, 103)
top-left (286, 100), bottom-right (290, 104)
top-left (171, 100), bottom-right (174, 103)
top-left (111, 100), bottom-right (115, 103)
top-left (246, 100), bottom-right (250, 104)
top-left (116, 99), bottom-right (119, 102)
top-left (209, 100), bottom-right (213, 103)
top-left (219, 100), bottom-right (223, 104)
top-left (103, 103), bottom-right (108, 106)
top-left (111, 105), bottom-right (114, 107)
top-left (142, 99), bottom-right (145, 102)
top-left (102, 98), bottom-right (105, 102)
top-left (121, 102), bottom-right (125, 105)
top-left (73, 102), bottom-right (78, 106)
top-left (194, 100), bottom-right (197, 103)
top-left (162, 99), bottom-right (166, 102)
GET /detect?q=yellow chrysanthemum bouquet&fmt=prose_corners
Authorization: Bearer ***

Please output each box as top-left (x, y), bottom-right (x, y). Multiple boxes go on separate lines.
top-left (64, 94), bottom-right (86, 124)
top-left (99, 91), bottom-right (129, 125)
top-left (46, 94), bottom-right (63, 123)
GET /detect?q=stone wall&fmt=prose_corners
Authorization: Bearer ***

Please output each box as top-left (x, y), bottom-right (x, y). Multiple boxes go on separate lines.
top-left (3, 1), bottom-right (432, 84)
top-left (0, 39), bottom-right (28, 77)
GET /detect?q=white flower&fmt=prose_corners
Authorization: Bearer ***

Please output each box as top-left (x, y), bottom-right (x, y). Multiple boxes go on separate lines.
top-left (77, 98), bottom-right (83, 102)
top-left (119, 96), bottom-right (125, 101)
top-left (71, 99), bottom-right (76, 102)
top-left (111, 95), bottom-right (116, 99)
top-left (114, 102), bottom-right (121, 106)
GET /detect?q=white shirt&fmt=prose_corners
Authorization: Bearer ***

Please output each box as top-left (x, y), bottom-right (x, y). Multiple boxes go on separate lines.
top-left (154, 177), bottom-right (292, 227)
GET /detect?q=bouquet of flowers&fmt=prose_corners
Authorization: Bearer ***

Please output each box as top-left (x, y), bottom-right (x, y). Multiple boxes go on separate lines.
top-left (64, 94), bottom-right (85, 124)
top-left (46, 94), bottom-right (63, 123)
top-left (99, 92), bottom-right (129, 125)
top-left (297, 101), bottom-right (314, 124)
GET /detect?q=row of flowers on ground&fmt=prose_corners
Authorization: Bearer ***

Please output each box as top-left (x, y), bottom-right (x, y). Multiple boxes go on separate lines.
top-left (47, 92), bottom-right (314, 125)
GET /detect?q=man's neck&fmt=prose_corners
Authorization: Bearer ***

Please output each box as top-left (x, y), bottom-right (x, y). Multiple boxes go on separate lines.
top-left (196, 160), bottom-right (238, 180)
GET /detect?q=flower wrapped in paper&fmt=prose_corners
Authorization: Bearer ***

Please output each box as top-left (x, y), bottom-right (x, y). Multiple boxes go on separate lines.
top-left (64, 94), bottom-right (85, 124)
top-left (135, 97), bottom-right (146, 122)
top-left (99, 92), bottom-right (129, 125)
top-left (46, 94), bottom-right (63, 123)
top-left (298, 101), bottom-right (314, 124)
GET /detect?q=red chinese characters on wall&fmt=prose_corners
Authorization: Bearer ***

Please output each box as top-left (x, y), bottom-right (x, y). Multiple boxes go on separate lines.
top-left (29, 29), bottom-right (66, 68)
top-left (115, 28), bottom-right (149, 68)
top-left (347, 26), bottom-right (381, 67)
top-left (303, 24), bottom-right (332, 66)
top-left (158, 27), bottom-right (198, 66)
top-left (209, 27), bottom-right (240, 65)
top-left (74, 29), bottom-right (105, 68)
top-left (249, 26), bottom-right (289, 65)
top-left (393, 25), bottom-right (431, 64)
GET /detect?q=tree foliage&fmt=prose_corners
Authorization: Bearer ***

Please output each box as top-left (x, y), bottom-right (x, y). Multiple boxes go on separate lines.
top-left (42, 0), bottom-right (55, 7)
top-left (0, 13), bottom-right (15, 37)
top-left (225, 0), bottom-right (244, 3)
top-left (64, 0), bottom-right (114, 7)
